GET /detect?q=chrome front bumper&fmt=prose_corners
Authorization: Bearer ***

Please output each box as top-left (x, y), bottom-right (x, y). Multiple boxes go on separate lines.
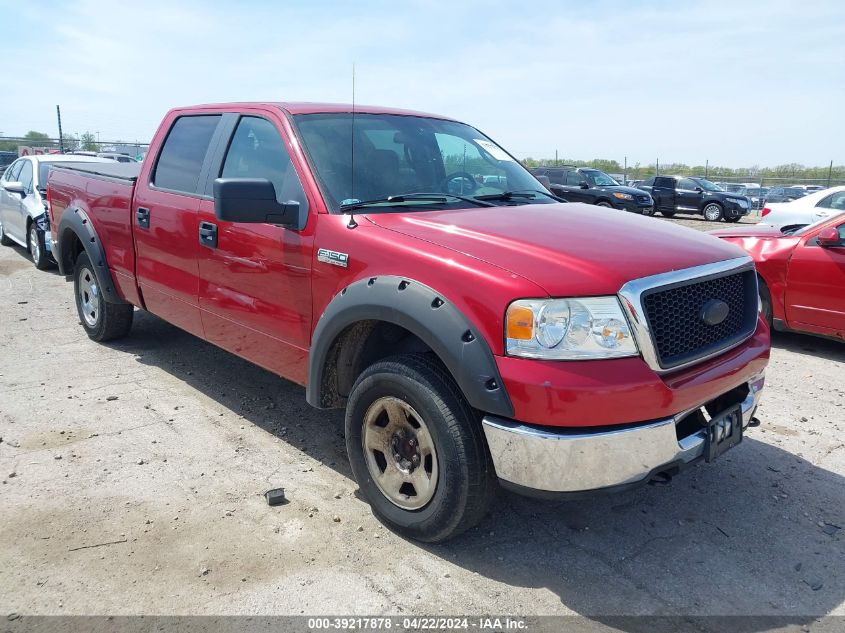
top-left (482, 372), bottom-right (765, 494)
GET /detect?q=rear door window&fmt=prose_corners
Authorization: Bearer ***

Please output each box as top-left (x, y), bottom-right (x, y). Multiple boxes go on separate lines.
top-left (654, 176), bottom-right (675, 189)
top-left (153, 115), bottom-right (221, 195)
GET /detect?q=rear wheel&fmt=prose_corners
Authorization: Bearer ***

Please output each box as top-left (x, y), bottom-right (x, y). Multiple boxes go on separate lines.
top-left (703, 203), bottom-right (724, 222)
top-left (758, 277), bottom-right (773, 329)
top-left (29, 223), bottom-right (52, 270)
top-left (345, 354), bottom-right (496, 542)
top-left (0, 217), bottom-right (11, 246)
top-left (73, 251), bottom-right (134, 341)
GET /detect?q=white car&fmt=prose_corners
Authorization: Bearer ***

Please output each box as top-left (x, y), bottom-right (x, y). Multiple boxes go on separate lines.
top-left (0, 154), bottom-right (110, 269)
top-left (759, 185), bottom-right (845, 228)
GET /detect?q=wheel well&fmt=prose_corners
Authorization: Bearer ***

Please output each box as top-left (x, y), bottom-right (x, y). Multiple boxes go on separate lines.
top-left (60, 229), bottom-right (84, 273)
top-left (318, 320), bottom-right (437, 408)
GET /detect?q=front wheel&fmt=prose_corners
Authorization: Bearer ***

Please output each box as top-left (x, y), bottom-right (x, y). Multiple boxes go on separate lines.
top-left (759, 277), bottom-right (773, 328)
top-left (595, 201), bottom-right (613, 208)
top-left (29, 224), bottom-right (52, 270)
top-left (345, 354), bottom-right (496, 542)
top-left (703, 203), bottom-right (724, 222)
top-left (74, 251), bottom-right (134, 342)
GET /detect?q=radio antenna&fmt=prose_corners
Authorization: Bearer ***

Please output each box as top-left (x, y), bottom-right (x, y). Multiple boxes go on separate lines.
top-left (347, 62), bottom-right (358, 229)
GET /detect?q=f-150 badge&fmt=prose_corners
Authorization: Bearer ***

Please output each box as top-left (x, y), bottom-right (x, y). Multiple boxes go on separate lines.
top-left (317, 248), bottom-right (349, 268)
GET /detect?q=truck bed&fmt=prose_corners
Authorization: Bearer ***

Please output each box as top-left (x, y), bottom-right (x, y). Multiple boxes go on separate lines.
top-left (50, 161), bottom-right (141, 183)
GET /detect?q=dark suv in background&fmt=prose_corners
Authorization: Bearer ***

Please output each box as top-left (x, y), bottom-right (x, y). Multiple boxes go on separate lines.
top-left (637, 176), bottom-right (751, 222)
top-left (764, 187), bottom-right (807, 204)
top-left (530, 166), bottom-right (654, 215)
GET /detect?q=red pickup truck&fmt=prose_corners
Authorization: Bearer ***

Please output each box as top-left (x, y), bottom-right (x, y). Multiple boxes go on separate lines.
top-left (47, 102), bottom-right (770, 542)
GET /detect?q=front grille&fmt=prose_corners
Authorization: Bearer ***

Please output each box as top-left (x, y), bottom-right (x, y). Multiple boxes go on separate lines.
top-left (641, 270), bottom-right (758, 369)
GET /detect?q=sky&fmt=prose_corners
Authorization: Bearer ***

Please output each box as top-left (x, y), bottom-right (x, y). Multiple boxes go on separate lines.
top-left (1, 0), bottom-right (843, 167)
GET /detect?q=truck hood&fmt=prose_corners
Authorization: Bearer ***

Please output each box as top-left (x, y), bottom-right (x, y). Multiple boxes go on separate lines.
top-left (364, 203), bottom-right (747, 296)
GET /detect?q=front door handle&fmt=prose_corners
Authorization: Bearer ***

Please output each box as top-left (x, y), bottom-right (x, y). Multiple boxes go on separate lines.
top-left (136, 207), bottom-right (150, 229)
top-left (199, 221), bottom-right (218, 248)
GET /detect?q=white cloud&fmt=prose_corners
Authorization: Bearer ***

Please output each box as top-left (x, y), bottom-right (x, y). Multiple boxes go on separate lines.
top-left (2, 0), bottom-right (843, 166)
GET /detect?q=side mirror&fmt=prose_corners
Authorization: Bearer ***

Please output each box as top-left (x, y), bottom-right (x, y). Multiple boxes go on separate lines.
top-left (695, 186), bottom-right (704, 193)
top-left (579, 182), bottom-right (589, 189)
top-left (817, 226), bottom-right (841, 247)
top-left (213, 178), bottom-right (300, 228)
top-left (3, 181), bottom-right (25, 196)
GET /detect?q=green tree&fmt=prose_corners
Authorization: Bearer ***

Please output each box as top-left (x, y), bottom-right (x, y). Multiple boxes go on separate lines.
top-left (80, 132), bottom-right (99, 152)
top-left (24, 130), bottom-right (51, 141)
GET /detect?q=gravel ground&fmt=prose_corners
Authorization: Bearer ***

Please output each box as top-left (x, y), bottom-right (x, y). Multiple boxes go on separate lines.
top-left (0, 213), bottom-right (843, 623)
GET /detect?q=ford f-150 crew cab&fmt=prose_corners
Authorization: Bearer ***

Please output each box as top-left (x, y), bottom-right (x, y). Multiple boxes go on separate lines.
top-left (47, 102), bottom-right (770, 542)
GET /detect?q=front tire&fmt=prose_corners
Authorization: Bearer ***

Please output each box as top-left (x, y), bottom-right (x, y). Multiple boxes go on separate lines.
top-left (759, 277), bottom-right (773, 329)
top-left (596, 201), bottom-right (613, 208)
top-left (29, 223), bottom-right (52, 270)
top-left (73, 251), bottom-right (134, 342)
top-left (703, 203), bottom-right (724, 222)
top-left (345, 354), bottom-right (496, 542)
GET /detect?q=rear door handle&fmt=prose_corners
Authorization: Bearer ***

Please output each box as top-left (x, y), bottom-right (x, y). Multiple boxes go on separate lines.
top-left (199, 221), bottom-right (218, 248)
top-left (136, 207), bottom-right (150, 229)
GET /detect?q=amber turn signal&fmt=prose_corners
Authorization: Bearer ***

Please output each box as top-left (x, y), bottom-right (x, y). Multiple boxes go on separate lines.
top-left (506, 305), bottom-right (535, 340)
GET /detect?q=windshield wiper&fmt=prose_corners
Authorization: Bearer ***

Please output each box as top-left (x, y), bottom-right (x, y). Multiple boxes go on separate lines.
top-left (340, 193), bottom-right (493, 212)
top-left (474, 191), bottom-right (537, 202)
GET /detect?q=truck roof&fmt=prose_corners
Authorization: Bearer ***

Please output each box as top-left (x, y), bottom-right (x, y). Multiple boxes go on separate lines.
top-left (172, 102), bottom-right (456, 121)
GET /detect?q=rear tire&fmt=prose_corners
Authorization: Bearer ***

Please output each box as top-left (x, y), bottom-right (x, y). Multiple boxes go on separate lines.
top-left (758, 277), bottom-right (773, 329)
top-left (73, 251), bottom-right (134, 342)
top-left (345, 353), bottom-right (496, 542)
top-left (29, 223), bottom-right (52, 270)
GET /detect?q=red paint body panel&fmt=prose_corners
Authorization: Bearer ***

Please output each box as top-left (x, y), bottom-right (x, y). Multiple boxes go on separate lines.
top-left (714, 216), bottom-right (845, 341)
top-left (48, 101), bottom-right (774, 432)
top-left (497, 318), bottom-right (769, 427)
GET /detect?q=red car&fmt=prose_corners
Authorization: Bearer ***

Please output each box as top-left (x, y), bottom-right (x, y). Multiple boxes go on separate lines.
top-left (711, 213), bottom-right (845, 342)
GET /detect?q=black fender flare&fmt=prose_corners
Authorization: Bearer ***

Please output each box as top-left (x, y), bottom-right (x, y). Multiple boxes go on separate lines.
top-left (55, 207), bottom-right (126, 304)
top-left (306, 275), bottom-right (514, 418)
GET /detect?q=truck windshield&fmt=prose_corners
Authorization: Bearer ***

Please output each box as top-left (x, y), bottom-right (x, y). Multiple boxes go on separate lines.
top-left (292, 113), bottom-right (553, 212)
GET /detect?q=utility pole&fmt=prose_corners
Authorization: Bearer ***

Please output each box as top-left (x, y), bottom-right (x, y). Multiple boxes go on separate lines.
top-left (705, 159), bottom-right (709, 179)
top-left (624, 156), bottom-right (627, 183)
top-left (828, 160), bottom-right (833, 187)
top-left (555, 149), bottom-right (558, 167)
top-left (56, 105), bottom-right (65, 153)
top-left (656, 158), bottom-right (659, 176)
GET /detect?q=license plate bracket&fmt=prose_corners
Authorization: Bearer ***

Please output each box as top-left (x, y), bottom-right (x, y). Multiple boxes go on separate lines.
top-left (704, 404), bottom-right (743, 463)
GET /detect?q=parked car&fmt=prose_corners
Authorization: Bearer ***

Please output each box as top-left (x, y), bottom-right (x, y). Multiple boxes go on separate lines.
top-left (47, 102), bottom-right (769, 542)
top-left (745, 187), bottom-right (767, 210)
top-left (0, 154), bottom-right (109, 268)
top-left (637, 176), bottom-right (751, 221)
top-left (764, 187), bottom-right (807, 204)
top-left (710, 213), bottom-right (845, 341)
top-left (97, 152), bottom-right (138, 163)
top-left (530, 166), bottom-right (654, 214)
top-left (760, 186), bottom-right (845, 227)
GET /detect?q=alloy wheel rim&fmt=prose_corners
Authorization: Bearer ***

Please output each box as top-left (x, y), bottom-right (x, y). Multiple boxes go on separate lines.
top-left (78, 267), bottom-right (100, 327)
top-left (705, 204), bottom-right (721, 220)
top-left (29, 227), bottom-right (40, 263)
top-left (362, 396), bottom-right (438, 510)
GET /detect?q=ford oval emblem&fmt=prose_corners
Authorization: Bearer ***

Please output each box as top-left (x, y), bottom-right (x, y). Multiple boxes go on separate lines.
top-left (700, 299), bottom-right (729, 326)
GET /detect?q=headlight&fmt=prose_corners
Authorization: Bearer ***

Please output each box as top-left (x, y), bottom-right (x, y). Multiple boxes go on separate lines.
top-left (612, 192), bottom-right (633, 200)
top-left (506, 297), bottom-right (638, 359)
top-left (728, 198), bottom-right (748, 208)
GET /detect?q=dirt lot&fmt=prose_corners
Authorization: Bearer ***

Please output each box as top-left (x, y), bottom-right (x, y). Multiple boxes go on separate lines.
top-left (1, 214), bottom-right (843, 622)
